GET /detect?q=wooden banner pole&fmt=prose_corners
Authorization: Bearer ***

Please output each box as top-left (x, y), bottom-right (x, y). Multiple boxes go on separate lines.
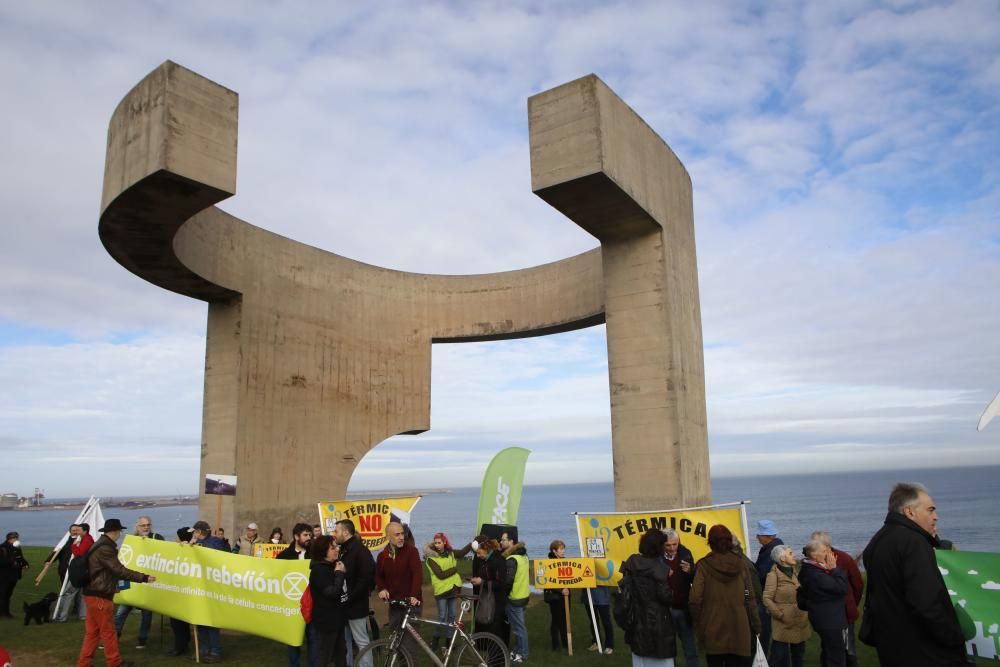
top-left (564, 593), bottom-right (573, 656)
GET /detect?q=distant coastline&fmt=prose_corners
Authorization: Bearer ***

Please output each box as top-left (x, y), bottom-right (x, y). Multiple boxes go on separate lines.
top-left (0, 495), bottom-right (198, 512)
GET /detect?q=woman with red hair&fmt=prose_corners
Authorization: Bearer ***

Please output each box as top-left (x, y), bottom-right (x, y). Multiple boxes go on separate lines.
top-left (425, 532), bottom-right (463, 652)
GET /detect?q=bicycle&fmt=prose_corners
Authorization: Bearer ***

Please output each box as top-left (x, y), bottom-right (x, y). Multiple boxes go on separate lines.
top-left (354, 596), bottom-right (510, 667)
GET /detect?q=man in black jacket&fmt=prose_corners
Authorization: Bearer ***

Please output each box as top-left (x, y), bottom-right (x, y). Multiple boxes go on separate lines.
top-left (0, 531), bottom-right (29, 618)
top-left (662, 529), bottom-right (697, 667)
top-left (862, 482), bottom-right (966, 666)
top-left (279, 523), bottom-right (314, 667)
top-left (335, 519), bottom-right (375, 667)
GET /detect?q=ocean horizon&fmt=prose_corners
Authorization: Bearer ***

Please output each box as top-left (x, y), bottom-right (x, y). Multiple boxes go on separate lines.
top-left (6, 464), bottom-right (997, 559)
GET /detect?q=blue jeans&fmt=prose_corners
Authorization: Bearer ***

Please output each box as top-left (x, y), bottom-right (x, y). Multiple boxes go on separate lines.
top-left (287, 623), bottom-right (313, 667)
top-left (198, 626), bottom-right (222, 657)
top-left (670, 608), bottom-right (698, 667)
top-left (114, 604), bottom-right (152, 641)
top-left (347, 616), bottom-right (372, 667)
top-left (506, 603), bottom-right (529, 659)
top-left (631, 655), bottom-right (674, 667)
top-left (435, 597), bottom-right (457, 641)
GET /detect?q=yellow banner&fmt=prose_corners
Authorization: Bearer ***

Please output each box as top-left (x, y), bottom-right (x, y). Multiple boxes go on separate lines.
top-left (575, 504), bottom-right (747, 585)
top-left (317, 496), bottom-right (421, 551)
top-left (113, 536), bottom-right (309, 645)
top-left (254, 544), bottom-right (287, 558)
top-left (532, 558), bottom-right (597, 589)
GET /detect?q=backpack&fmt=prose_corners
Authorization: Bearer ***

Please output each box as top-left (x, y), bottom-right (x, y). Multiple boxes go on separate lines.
top-left (300, 585), bottom-right (313, 623)
top-left (612, 571), bottom-right (637, 631)
top-left (67, 544), bottom-right (97, 589)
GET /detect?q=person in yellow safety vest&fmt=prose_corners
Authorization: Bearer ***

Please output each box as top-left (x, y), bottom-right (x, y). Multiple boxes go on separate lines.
top-left (425, 532), bottom-right (463, 653)
top-left (502, 532), bottom-right (530, 664)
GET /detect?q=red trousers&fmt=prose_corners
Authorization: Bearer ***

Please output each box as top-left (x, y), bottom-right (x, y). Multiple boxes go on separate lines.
top-left (77, 595), bottom-right (122, 666)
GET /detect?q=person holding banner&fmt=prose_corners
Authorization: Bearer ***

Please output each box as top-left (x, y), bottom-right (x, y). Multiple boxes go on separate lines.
top-left (424, 532), bottom-right (463, 653)
top-left (544, 541), bottom-right (570, 652)
top-left (76, 518), bottom-right (156, 667)
top-left (309, 535), bottom-right (348, 667)
top-left (690, 524), bottom-right (760, 667)
top-left (619, 529), bottom-right (676, 667)
top-left (114, 517), bottom-right (164, 650)
top-left (191, 520), bottom-right (228, 663)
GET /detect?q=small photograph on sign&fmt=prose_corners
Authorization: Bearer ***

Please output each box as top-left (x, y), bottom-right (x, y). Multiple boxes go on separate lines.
top-left (204, 473), bottom-right (237, 496)
top-left (585, 537), bottom-right (606, 559)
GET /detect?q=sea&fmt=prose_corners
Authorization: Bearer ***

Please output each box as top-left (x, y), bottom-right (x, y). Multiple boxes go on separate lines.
top-left (5, 466), bottom-right (998, 559)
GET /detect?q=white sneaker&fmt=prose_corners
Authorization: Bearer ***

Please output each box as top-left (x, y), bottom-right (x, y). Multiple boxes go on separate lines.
top-left (512, 655), bottom-right (524, 664)
top-left (587, 643), bottom-right (599, 652)
top-left (603, 648), bottom-right (613, 655)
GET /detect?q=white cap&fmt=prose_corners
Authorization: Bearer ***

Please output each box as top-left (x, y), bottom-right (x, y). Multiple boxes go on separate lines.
top-left (247, 522), bottom-right (258, 530)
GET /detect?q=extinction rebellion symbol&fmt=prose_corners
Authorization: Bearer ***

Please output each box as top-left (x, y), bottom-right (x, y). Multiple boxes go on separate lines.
top-left (118, 544), bottom-right (135, 566)
top-left (281, 572), bottom-right (308, 601)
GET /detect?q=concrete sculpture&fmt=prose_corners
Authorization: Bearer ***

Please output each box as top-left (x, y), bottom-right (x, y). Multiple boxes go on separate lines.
top-left (100, 62), bottom-right (710, 532)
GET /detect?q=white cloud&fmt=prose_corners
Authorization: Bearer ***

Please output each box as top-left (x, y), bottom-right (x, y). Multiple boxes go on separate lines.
top-left (982, 581), bottom-right (1000, 590)
top-left (0, 2), bottom-right (998, 496)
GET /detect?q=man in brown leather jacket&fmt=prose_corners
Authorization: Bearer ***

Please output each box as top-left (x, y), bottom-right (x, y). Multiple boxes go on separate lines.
top-left (76, 518), bottom-right (156, 667)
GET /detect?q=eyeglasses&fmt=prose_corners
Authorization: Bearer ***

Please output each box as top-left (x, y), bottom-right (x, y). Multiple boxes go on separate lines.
top-left (138, 523), bottom-right (151, 527)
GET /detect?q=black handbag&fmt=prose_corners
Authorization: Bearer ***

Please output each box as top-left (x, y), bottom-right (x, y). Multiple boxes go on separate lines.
top-left (476, 581), bottom-right (496, 626)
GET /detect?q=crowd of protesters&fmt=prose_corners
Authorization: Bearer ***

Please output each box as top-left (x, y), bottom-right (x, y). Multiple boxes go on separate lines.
top-left (1, 481), bottom-right (970, 667)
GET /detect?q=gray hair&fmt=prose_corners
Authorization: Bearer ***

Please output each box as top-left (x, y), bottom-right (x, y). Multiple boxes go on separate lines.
top-left (802, 540), bottom-right (825, 559)
top-left (810, 530), bottom-right (832, 547)
top-left (662, 528), bottom-right (679, 541)
top-left (888, 482), bottom-right (928, 514)
top-left (771, 544), bottom-right (793, 564)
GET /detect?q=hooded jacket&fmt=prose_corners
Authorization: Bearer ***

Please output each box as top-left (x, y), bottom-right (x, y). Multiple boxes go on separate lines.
top-left (83, 535), bottom-right (149, 600)
top-left (690, 551), bottom-right (760, 657)
top-left (862, 511), bottom-right (966, 667)
top-left (424, 543), bottom-right (462, 599)
top-left (503, 542), bottom-right (530, 606)
top-left (620, 553), bottom-right (676, 659)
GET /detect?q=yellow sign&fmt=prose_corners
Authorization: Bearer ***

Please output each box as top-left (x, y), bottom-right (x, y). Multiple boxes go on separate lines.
top-left (532, 558), bottom-right (597, 589)
top-left (575, 504), bottom-right (747, 585)
top-left (254, 544), bottom-right (287, 559)
top-left (317, 496), bottom-right (422, 550)
top-left (114, 536), bottom-right (309, 645)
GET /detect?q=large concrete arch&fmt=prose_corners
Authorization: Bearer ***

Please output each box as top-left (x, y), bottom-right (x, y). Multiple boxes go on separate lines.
top-left (99, 62), bottom-right (710, 532)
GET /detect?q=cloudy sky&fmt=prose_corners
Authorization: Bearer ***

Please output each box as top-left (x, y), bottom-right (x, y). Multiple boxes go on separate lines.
top-left (1, 1), bottom-right (998, 498)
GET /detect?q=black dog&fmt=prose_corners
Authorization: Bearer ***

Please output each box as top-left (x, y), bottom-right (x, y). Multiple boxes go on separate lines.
top-left (23, 592), bottom-right (58, 626)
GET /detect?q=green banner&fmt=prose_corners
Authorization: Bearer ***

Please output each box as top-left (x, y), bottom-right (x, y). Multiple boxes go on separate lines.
top-left (476, 446), bottom-right (530, 531)
top-left (936, 550), bottom-right (1000, 659)
top-left (113, 535), bottom-right (309, 645)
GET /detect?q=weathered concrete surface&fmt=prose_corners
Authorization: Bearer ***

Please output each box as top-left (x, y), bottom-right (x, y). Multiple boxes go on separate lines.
top-left (529, 76), bottom-right (710, 511)
top-left (99, 62), bottom-right (709, 533)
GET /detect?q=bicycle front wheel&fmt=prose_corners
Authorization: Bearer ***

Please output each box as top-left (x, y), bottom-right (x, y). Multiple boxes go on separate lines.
top-left (453, 632), bottom-right (510, 667)
top-left (354, 637), bottom-right (415, 667)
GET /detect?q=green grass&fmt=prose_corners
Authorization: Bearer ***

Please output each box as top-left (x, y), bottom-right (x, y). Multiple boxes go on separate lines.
top-left (3, 547), bottom-right (991, 665)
